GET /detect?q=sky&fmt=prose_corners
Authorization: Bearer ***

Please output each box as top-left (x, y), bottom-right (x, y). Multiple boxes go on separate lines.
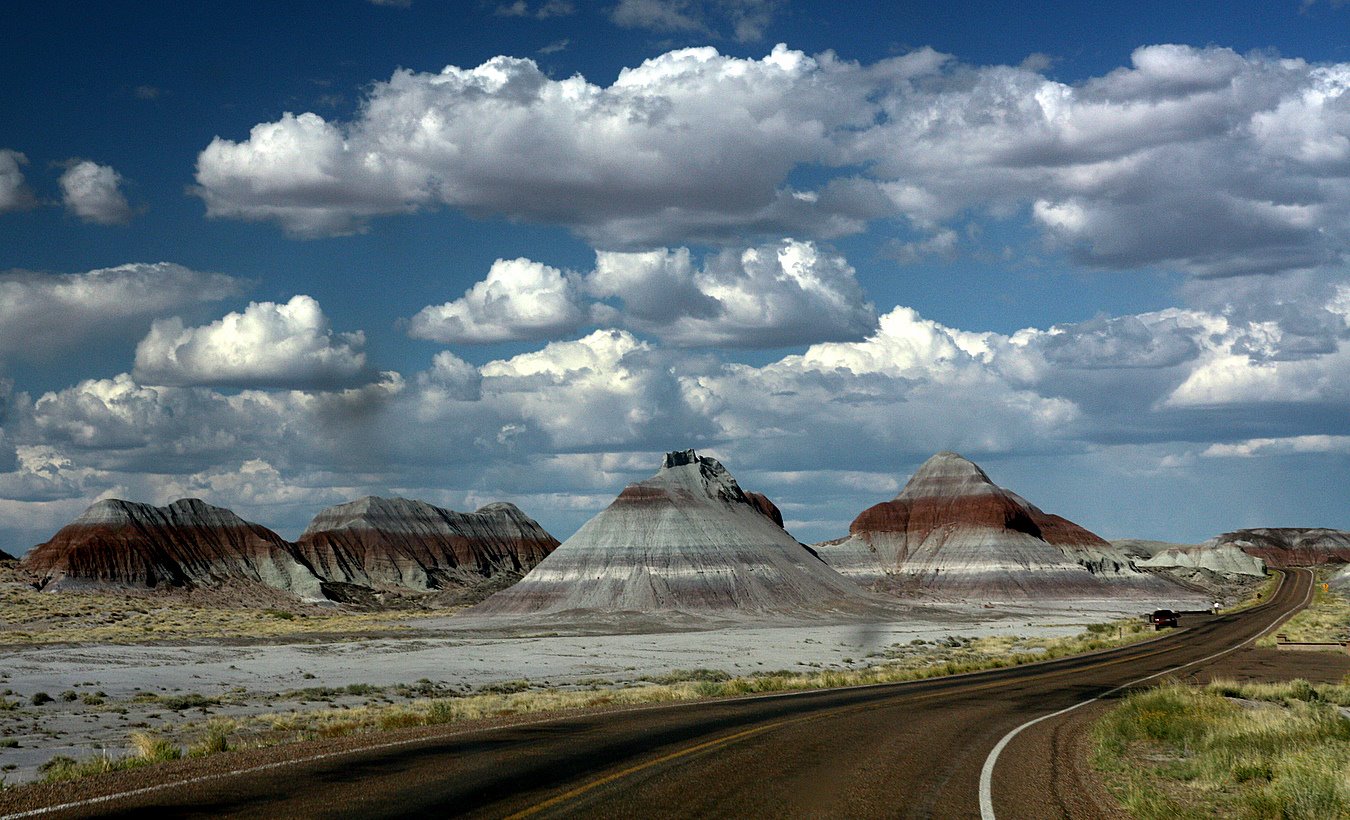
top-left (3, 0), bottom-right (1350, 552)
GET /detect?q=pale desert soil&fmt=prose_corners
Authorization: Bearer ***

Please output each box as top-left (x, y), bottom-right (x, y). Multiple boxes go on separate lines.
top-left (0, 589), bottom-right (1221, 787)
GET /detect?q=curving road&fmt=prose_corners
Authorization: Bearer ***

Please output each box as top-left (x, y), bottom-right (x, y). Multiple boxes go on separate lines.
top-left (12, 568), bottom-right (1314, 820)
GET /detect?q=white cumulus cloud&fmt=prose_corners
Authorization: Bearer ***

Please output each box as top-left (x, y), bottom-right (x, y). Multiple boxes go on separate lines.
top-left (133, 295), bottom-right (367, 389)
top-left (59, 160), bottom-right (135, 225)
top-left (409, 240), bottom-right (875, 348)
top-left (0, 150), bottom-right (36, 213)
top-left (408, 258), bottom-right (590, 343)
top-left (192, 43), bottom-right (1350, 277)
top-left (589, 239), bottom-right (876, 347)
top-left (0, 263), bottom-right (243, 362)
top-left (193, 45), bottom-right (883, 243)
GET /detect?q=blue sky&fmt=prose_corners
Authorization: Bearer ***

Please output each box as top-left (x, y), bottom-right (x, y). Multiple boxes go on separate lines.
top-left (3, 0), bottom-right (1349, 551)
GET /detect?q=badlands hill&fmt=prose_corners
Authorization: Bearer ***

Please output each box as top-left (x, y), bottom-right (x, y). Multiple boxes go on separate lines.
top-left (816, 452), bottom-right (1182, 599)
top-left (1138, 544), bottom-right (1266, 577)
top-left (0, 547), bottom-right (15, 562)
top-left (1209, 528), bottom-right (1350, 567)
top-left (474, 449), bottom-right (884, 616)
top-left (23, 498), bottom-right (323, 597)
top-left (294, 497), bottom-right (559, 591)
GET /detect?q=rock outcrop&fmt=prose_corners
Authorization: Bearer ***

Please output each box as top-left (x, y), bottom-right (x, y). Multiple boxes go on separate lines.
top-left (816, 452), bottom-right (1178, 599)
top-left (0, 548), bottom-right (15, 562)
top-left (1208, 528), bottom-right (1350, 567)
top-left (294, 497), bottom-right (559, 591)
top-left (22, 498), bottom-right (323, 596)
top-left (1138, 544), bottom-right (1267, 577)
top-left (474, 449), bottom-right (883, 616)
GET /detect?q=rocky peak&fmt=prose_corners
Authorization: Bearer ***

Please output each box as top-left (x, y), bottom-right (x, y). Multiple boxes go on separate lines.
top-left (898, 451), bottom-right (1000, 499)
top-left (73, 498), bottom-right (143, 526)
top-left (646, 449), bottom-right (747, 505)
top-left (662, 449), bottom-right (700, 469)
top-left (474, 501), bottom-right (529, 518)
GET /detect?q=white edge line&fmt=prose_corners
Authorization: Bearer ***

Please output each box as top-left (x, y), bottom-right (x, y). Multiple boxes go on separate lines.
top-left (978, 569), bottom-right (1313, 820)
top-left (0, 592), bottom-right (1270, 820)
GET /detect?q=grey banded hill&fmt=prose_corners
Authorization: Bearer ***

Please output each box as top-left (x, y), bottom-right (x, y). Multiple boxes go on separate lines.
top-left (295, 496), bottom-right (559, 591)
top-left (814, 451), bottom-right (1202, 600)
top-left (21, 495), bottom-right (558, 598)
top-left (473, 449), bottom-right (886, 617)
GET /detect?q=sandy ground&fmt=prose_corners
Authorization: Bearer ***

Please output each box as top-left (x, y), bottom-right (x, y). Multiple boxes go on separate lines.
top-left (0, 593), bottom-right (1211, 787)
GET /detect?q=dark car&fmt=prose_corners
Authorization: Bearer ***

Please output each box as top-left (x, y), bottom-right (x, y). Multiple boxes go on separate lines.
top-left (1148, 609), bottom-right (1179, 629)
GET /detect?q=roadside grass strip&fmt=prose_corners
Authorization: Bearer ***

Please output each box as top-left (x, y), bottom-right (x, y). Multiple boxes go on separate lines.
top-left (1093, 679), bottom-right (1350, 819)
top-left (1256, 570), bottom-right (1350, 647)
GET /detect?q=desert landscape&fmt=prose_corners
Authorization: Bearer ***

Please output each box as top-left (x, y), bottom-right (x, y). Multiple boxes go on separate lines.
top-left (4, 447), bottom-right (1332, 810)
top-left (7, 2), bottom-right (1350, 816)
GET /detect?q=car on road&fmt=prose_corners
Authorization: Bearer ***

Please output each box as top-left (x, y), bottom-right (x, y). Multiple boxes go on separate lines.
top-left (1148, 609), bottom-right (1179, 629)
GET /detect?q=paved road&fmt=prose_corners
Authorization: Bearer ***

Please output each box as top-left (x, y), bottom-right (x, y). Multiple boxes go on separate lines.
top-left (20, 569), bottom-right (1313, 820)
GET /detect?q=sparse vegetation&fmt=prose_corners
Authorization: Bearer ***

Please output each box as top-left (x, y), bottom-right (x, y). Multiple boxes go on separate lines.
top-left (37, 731), bottom-right (184, 784)
top-left (28, 692), bottom-right (52, 706)
top-left (188, 720), bottom-right (234, 757)
top-left (1093, 679), bottom-right (1350, 819)
top-left (131, 692), bottom-right (221, 711)
top-left (0, 584), bottom-right (433, 645)
top-left (282, 683), bottom-right (382, 701)
top-left (1220, 572), bottom-right (1279, 615)
top-left (0, 614), bottom-right (1173, 789)
top-left (1257, 569), bottom-right (1350, 647)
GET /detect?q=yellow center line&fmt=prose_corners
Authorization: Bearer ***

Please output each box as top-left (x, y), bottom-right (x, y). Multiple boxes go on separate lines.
top-left (505, 573), bottom-right (1302, 818)
top-left (502, 720), bottom-right (790, 819)
top-left (501, 646), bottom-right (1177, 819)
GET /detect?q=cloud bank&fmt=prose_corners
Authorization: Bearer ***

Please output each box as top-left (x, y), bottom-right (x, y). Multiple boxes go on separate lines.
top-left (6, 265), bottom-right (1346, 545)
top-left (194, 44), bottom-right (1350, 278)
top-left (0, 264), bottom-right (243, 362)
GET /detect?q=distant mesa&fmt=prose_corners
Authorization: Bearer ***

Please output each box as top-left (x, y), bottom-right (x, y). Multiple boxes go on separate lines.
top-left (1138, 544), bottom-right (1266, 578)
top-left (473, 449), bottom-right (883, 616)
top-left (294, 496), bottom-right (559, 592)
top-left (1208, 528), bottom-right (1350, 568)
top-left (815, 451), bottom-right (1181, 599)
top-left (22, 498), bottom-right (323, 597)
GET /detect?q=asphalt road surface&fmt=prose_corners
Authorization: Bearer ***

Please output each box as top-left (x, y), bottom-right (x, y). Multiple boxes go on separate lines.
top-left (13, 568), bottom-right (1315, 820)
